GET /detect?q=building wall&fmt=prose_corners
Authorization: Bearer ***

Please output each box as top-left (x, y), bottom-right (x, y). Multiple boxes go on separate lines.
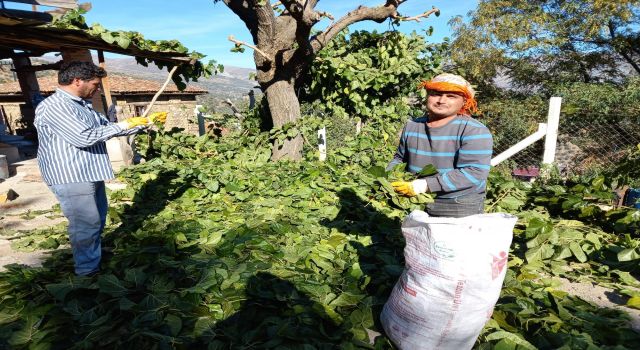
top-left (1, 93), bottom-right (204, 136)
top-left (0, 102), bottom-right (26, 135)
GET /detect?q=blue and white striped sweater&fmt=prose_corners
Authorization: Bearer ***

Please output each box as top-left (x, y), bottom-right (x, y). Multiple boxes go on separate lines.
top-left (388, 115), bottom-right (493, 199)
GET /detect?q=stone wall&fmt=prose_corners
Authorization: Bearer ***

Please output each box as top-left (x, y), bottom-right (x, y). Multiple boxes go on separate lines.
top-left (0, 103), bottom-right (25, 135)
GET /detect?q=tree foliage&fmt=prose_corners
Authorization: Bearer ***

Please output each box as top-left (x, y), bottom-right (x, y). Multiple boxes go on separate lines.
top-left (211, 0), bottom-right (440, 160)
top-left (450, 0), bottom-right (640, 93)
top-left (302, 29), bottom-right (447, 121)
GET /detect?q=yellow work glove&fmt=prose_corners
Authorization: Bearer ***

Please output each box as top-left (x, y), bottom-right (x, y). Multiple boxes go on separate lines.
top-left (391, 179), bottom-right (428, 197)
top-left (122, 117), bottom-right (150, 129)
top-left (148, 112), bottom-right (168, 124)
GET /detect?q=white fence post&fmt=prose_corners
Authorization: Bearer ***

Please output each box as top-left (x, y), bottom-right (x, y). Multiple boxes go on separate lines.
top-left (542, 97), bottom-right (562, 164)
top-left (318, 127), bottom-right (327, 161)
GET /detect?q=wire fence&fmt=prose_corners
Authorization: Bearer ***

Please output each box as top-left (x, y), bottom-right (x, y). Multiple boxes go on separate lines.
top-left (485, 115), bottom-right (640, 176)
top-left (556, 119), bottom-right (640, 175)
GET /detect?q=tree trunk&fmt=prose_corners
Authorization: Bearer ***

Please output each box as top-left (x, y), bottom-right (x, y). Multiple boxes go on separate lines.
top-left (265, 79), bottom-right (303, 161)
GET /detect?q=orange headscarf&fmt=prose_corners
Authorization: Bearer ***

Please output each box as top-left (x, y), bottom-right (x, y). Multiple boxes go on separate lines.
top-left (418, 73), bottom-right (478, 115)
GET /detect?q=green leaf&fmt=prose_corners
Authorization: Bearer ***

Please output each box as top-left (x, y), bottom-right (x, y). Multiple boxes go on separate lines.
top-left (45, 282), bottom-right (75, 301)
top-left (206, 180), bottom-right (220, 192)
top-left (525, 243), bottom-right (553, 262)
top-left (100, 31), bottom-right (115, 44)
top-left (193, 317), bottom-right (215, 337)
top-left (368, 166), bottom-right (387, 178)
top-left (119, 298), bottom-right (136, 311)
top-left (329, 292), bottom-right (365, 307)
top-left (97, 274), bottom-right (128, 297)
top-left (115, 36), bottom-right (131, 49)
top-left (124, 267), bottom-right (147, 287)
top-left (569, 242), bottom-right (588, 263)
top-left (8, 316), bottom-right (42, 346)
top-left (485, 330), bottom-right (537, 350)
top-left (164, 314), bottom-right (183, 336)
top-left (494, 339), bottom-right (517, 350)
top-left (416, 164), bottom-right (438, 177)
top-left (613, 271), bottom-right (640, 287)
top-left (618, 248), bottom-right (640, 262)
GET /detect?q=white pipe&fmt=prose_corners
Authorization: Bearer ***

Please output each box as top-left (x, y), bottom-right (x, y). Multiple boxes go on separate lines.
top-left (491, 123), bottom-right (547, 166)
top-left (542, 97), bottom-right (562, 164)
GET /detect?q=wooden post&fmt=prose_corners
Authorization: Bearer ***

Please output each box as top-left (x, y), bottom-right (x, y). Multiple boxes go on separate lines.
top-left (11, 56), bottom-right (40, 132)
top-left (97, 51), bottom-right (134, 166)
top-left (97, 50), bottom-right (113, 115)
top-left (542, 97), bottom-right (562, 165)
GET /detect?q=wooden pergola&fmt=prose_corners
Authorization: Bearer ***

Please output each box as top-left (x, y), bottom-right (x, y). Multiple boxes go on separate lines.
top-left (0, 0), bottom-right (199, 164)
top-left (0, 0), bottom-right (194, 114)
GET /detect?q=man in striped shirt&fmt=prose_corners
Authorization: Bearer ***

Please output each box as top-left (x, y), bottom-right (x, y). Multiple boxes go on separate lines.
top-left (389, 73), bottom-right (493, 217)
top-left (34, 61), bottom-right (165, 276)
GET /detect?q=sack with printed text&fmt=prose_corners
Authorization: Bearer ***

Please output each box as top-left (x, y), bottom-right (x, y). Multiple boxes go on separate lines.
top-left (380, 211), bottom-right (517, 350)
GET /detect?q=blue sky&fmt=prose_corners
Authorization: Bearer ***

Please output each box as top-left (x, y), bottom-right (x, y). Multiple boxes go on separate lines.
top-left (14, 0), bottom-right (479, 68)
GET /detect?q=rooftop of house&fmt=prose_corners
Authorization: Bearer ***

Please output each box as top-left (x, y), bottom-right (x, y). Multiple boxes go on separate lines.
top-left (0, 74), bottom-right (208, 96)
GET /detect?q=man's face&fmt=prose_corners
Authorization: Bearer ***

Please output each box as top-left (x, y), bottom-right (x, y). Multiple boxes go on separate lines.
top-left (426, 90), bottom-right (466, 118)
top-left (75, 77), bottom-right (101, 99)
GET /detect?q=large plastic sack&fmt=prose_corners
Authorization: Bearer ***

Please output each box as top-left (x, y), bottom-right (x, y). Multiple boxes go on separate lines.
top-left (380, 211), bottom-right (517, 350)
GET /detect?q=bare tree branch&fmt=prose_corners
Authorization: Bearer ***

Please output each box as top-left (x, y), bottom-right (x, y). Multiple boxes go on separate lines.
top-left (608, 22), bottom-right (640, 75)
top-left (310, 1), bottom-right (404, 54)
top-left (228, 35), bottom-right (273, 63)
top-left (394, 6), bottom-right (439, 23)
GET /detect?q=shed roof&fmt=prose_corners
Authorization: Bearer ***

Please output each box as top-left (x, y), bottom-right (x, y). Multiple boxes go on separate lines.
top-left (0, 74), bottom-right (208, 95)
top-left (0, 9), bottom-right (195, 64)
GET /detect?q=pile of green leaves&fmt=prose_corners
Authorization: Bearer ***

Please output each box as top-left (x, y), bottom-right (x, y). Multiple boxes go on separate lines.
top-left (0, 119), bottom-right (439, 349)
top-left (1, 119), bottom-right (639, 349)
top-left (482, 167), bottom-right (640, 344)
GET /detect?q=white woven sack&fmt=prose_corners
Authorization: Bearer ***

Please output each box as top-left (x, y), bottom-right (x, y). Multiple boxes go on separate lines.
top-left (380, 211), bottom-right (517, 350)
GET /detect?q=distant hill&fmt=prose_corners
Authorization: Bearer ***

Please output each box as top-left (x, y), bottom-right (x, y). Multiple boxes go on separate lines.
top-left (0, 58), bottom-right (56, 84)
top-left (101, 57), bottom-right (261, 113)
top-left (30, 56), bottom-right (260, 113)
top-left (102, 57), bottom-right (258, 95)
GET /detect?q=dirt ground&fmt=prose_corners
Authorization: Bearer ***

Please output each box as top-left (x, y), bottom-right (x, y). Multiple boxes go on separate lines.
top-left (1, 159), bottom-right (639, 333)
top-left (0, 158), bottom-right (124, 269)
top-left (557, 277), bottom-right (640, 332)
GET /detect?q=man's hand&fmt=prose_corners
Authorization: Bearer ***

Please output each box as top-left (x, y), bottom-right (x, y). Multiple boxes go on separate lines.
top-left (148, 112), bottom-right (167, 124)
top-left (122, 117), bottom-right (149, 129)
top-left (391, 179), bottom-right (428, 197)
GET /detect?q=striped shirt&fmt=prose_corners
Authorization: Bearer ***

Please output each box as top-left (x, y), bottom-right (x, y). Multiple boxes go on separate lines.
top-left (388, 115), bottom-right (493, 199)
top-left (34, 88), bottom-right (139, 185)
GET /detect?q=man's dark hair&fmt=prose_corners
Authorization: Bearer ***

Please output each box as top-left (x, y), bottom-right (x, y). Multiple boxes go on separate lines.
top-left (58, 61), bottom-right (107, 85)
